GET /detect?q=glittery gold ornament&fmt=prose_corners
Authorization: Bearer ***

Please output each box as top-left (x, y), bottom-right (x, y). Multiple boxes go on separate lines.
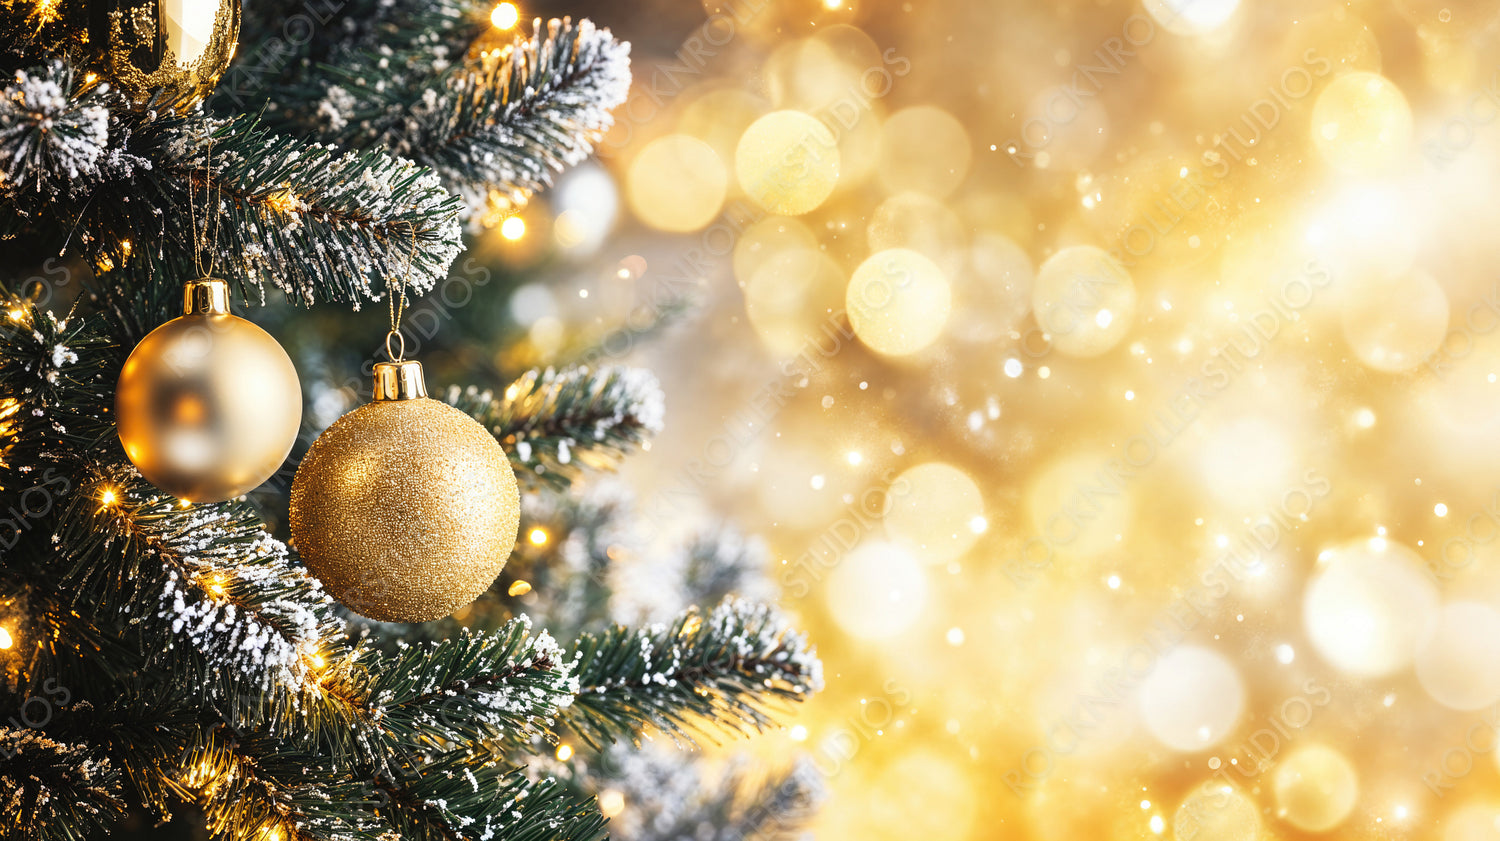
top-left (289, 360), bottom-right (521, 623)
top-left (116, 278), bottom-right (302, 503)
top-left (75, 0), bottom-right (241, 108)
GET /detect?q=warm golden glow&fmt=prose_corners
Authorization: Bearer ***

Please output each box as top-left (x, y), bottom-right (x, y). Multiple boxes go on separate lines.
top-left (0, 627), bottom-right (12, 650)
top-left (263, 187), bottom-right (303, 215)
top-left (99, 488), bottom-right (117, 506)
top-left (507, 579), bottom-right (532, 596)
top-left (555, 744), bottom-right (573, 761)
top-left (598, 789), bottom-right (626, 818)
top-left (30, 0), bottom-right (60, 25)
top-left (490, 2), bottom-right (520, 30)
top-left (527, 528), bottom-right (548, 546)
top-left (500, 215), bottom-right (527, 241)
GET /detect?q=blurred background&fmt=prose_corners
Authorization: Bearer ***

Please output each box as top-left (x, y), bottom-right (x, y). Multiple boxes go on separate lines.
top-left (275, 0), bottom-right (1500, 838)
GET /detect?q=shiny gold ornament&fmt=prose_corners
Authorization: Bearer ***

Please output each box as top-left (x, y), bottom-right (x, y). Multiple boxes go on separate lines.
top-left (289, 360), bottom-right (521, 623)
top-left (75, 0), bottom-right (240, 108)
top-left (116, 278), bottom-right (302, 502)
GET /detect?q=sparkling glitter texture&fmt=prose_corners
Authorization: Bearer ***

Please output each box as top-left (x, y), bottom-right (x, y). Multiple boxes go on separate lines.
top-left (289, 396), bottom-right (521, 623)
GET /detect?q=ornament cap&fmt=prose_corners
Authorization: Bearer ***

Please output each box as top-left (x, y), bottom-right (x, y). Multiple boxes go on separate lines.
top-left (374, 360), bottom-right (428, 401)
top-left (183, 278), bottom-right (231, 315)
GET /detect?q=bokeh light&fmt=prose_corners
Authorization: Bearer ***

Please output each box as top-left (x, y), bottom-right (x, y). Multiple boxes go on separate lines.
top-left (1273, 744), bottom-right (1360, 832)
top-left (882, 463), bottom-right (986, 565)
top-left (845, 249), bottom-right (952, 356)
top-left (1311, 71), bottom-right (1413, 174)
top-left (626, 135), bottom-right (727, 232)
top-left (1136, 646), bottom-right (1246, 752)
top-left (1303, 539), bottom-right (1440, 678)
top-left (876, 106), bottom-right (971, 198)
top-left (1031, 246), bottom-right (1137, 358)
top-left (736, 110), bottom-right (841, 215)
top-left (825, 542), bottom-right (929, 639)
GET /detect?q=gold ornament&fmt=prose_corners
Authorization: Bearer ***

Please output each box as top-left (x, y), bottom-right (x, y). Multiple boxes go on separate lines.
top-left (288, 360), bottom-right (521, 623)
top-left (116, 278), bottom-right (302, 502)
top-left (76, 0), bottom-right (241, 108)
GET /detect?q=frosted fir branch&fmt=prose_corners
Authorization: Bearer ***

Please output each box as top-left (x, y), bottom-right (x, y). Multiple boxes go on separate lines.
top-left (150, 116), bottom-right (464, 306)
top-left (0, 728), bottom-right (126, 838)
top-left (678, 528), bottom-right (778, 614)
top-left (315, 18), bottom-right (631, 221)
top-left (360, 618), bottom-right (578, 753)
top-left (377, 751), bottom-right (606, 841)
top-left (445, 366), bottom-right (664, 491)
top-left (171, 734), bottom-right (380, 841)
top-left (0, 62), bottom-right (110, 195)
top-left (602, 752), bottom-right (826, 841)
top-left (561, 599), bottom-right (824, 750)
top-left (0, 110), bottom-right (464, 309)
top-left (57, 481), bottom-right (346, 730)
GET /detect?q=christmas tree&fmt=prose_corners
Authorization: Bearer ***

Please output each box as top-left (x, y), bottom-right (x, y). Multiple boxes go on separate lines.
top-left (0, 1), bottom-right (822, 839)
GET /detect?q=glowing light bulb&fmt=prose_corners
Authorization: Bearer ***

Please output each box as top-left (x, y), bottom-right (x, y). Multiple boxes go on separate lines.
top-left (0, 627), bottom-right (12, 649)
top-left (491, 2), bottom-right (520, 29)
top-left (208, 577), bottom-right (227, 596)
top-left (99, 488), bottom-right (117, 506)
top-left (500, 215), bottom-right (527, 240)
top-left (599, 789), bottom-right (626, 818)
top-left (788, 724), bottom-right (808, 741)
top-left (508, 580), bottom-right (532, 597)
top-left (555, 744), bottom-right (573, 761)
top-left (528, 528), bottom-right (548, 546)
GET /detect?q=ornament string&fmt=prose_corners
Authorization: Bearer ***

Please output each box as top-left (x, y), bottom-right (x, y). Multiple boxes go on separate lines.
top-left (186, 131), bottom-right (223, 280)
top-left (385, 223), bottom-right (418, 363)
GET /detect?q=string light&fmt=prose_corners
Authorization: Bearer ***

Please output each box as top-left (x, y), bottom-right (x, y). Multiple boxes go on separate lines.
top-left (263, 187), bottom-right (302, 214)
top-left (507, 580), bottom-right (532, 596)
top-left (99, 488), bottom-right (117, 507)
top-left (491, 2), bottom-right (520, 29)
top-left (31, 0), bottom-right (60, 25)
top-left (0, 627), bottom-right (12, 650)
top-left (598, 789), bottom-right (626, 818)
top-left (500, 216), bottom-right (527, 241)
top-left (207, 576), bottom-right (227, 597)
top-left (528, 528), bottom-right (548, 546)
top-left (555, 744), bottom-right (573, 761)
top-left (301, 641), bottom-right (327, 669)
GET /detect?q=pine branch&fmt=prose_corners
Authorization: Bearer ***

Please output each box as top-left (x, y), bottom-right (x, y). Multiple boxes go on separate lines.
top-left (360, 618), bottom-right (577, 750)
top-left (311, 17), bottom-right (630, 221)
top-left (226, 0), bottom-right (495, 118)
top-left (55, 479), bottom-right (353, 738)
top-left (104, 113), bottom-right (464, 308)
top-left (681, 528), bottom-right (777, 608)
top-left (631, 756), bottom-right (826, 841)
top-left (175, 734), bottom-right (382, 841)
top-left (377, 751), bottom-right (606, 841)
top-left (0, 61), bottom-right (114, 196)
top-left (445, 366), bottom-right (664, 491)
top-left (0, 728), bottom-right (126, 840)
top-left (560, 599), bottom-right (823, 750)
top-left (0, 98), bottom-right (464, 309)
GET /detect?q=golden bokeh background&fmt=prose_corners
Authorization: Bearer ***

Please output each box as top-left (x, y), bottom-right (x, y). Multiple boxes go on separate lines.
top-left (496, 0), bottom-right (1500, 837)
